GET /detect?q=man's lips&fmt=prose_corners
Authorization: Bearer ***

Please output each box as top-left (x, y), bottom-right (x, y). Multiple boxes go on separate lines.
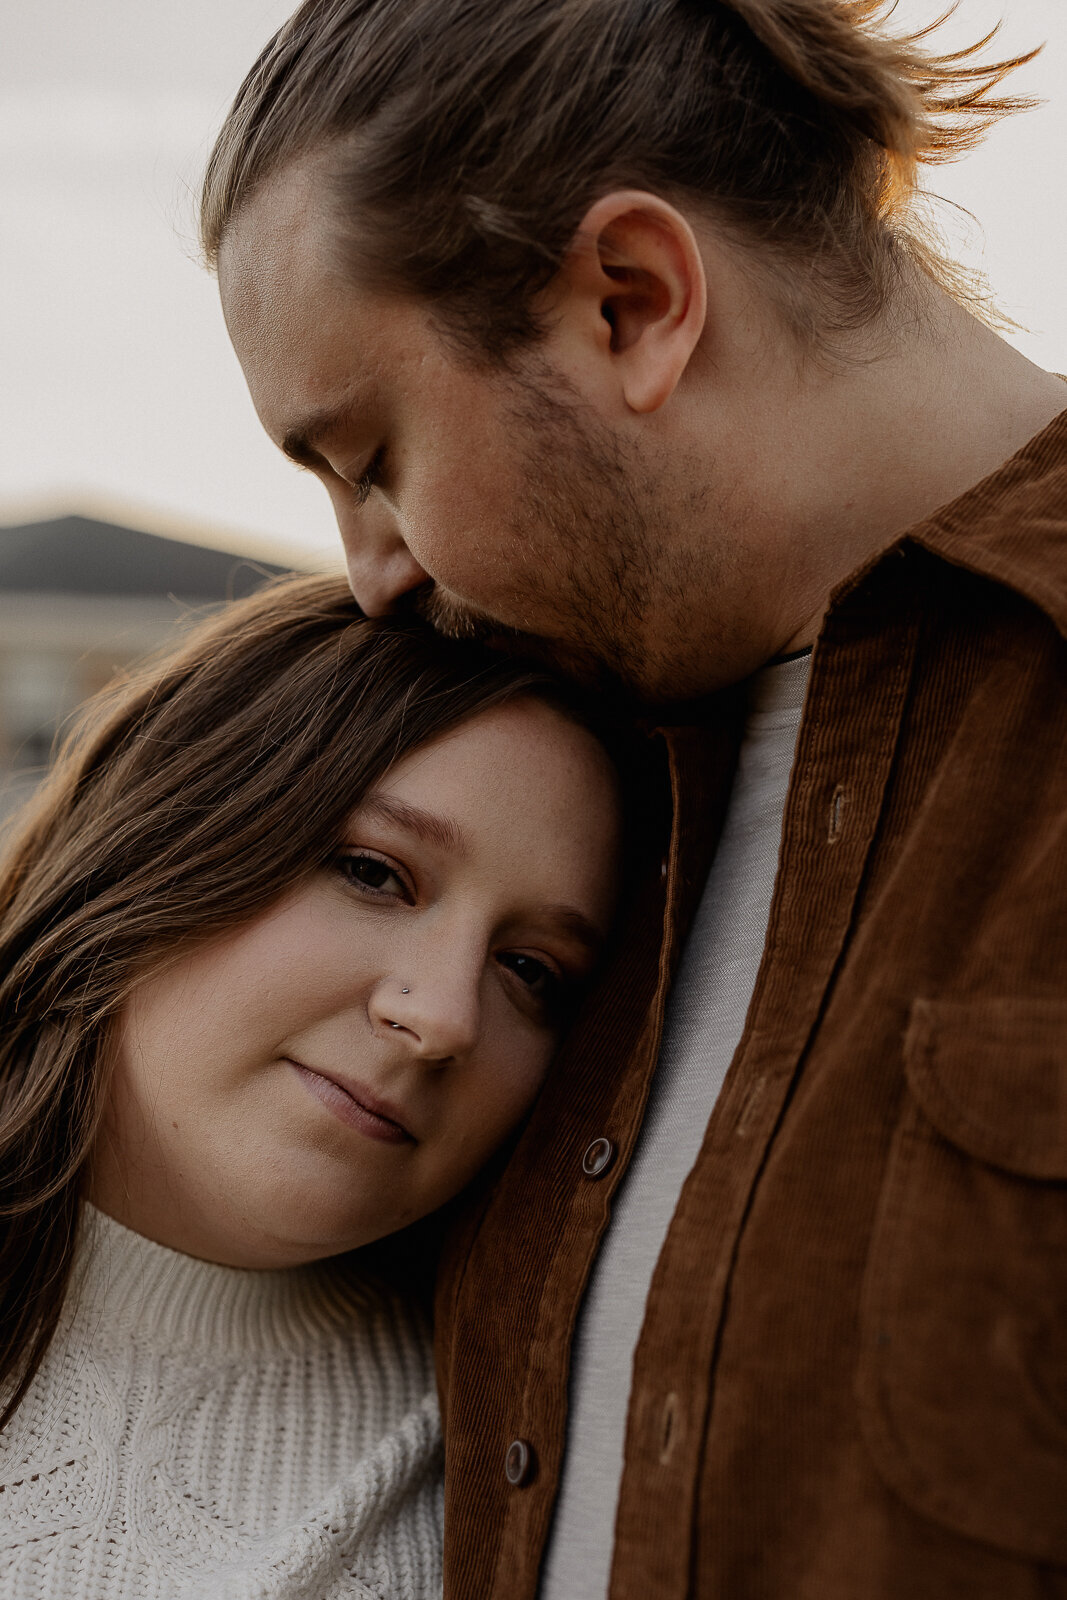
top-left (288, 1060), bottom-right (415, 1144)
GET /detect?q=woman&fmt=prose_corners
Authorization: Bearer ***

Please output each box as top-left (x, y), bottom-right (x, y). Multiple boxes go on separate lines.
top-left (0, 574), bottom-right (621, 1599)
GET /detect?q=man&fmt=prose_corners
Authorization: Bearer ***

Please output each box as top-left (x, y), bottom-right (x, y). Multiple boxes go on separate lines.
top-left (202, 1), bottom-right (1067, 1594)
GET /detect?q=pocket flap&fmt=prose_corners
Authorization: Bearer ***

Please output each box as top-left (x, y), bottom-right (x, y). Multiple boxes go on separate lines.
top-left (905, 996), bottom-right (1067, 1180)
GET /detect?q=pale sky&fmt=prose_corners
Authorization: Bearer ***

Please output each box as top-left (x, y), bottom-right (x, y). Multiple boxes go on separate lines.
top-left (2, 0), bottom-right (1065, 565)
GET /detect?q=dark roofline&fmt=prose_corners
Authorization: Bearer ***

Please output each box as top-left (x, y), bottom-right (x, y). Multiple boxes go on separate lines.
top-left (0, 515), bottom-right (294, 602)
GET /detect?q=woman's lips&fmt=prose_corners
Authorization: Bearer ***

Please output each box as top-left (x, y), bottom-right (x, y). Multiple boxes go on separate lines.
top-left (289, 1061), bottom-right (414, 1144)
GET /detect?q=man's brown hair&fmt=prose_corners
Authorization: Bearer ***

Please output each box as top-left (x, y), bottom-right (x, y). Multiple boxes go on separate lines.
top-left (200, 0), bottom-right (1036, 355)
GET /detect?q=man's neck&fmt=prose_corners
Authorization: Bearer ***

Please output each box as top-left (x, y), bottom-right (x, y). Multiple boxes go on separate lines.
top-left (742, 282), bottom-right (1067, 656)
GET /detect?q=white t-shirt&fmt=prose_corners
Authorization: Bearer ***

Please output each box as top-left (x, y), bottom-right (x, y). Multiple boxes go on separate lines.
top-left (540, 651), bottom-right (811, 1599)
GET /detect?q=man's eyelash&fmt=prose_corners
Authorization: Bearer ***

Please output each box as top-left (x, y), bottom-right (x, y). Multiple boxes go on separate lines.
top-left (352, 448), bottom-right (385, 506)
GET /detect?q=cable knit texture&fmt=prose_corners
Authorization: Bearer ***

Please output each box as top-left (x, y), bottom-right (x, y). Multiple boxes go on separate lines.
top-left (0, 1206), bottom-right (442, 1599)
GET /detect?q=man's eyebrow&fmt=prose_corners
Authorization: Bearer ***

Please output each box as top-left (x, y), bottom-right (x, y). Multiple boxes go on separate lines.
top-left (280, 397), bottom-right (361, 466)
top-left (358, 795), bottom-right (466, 855)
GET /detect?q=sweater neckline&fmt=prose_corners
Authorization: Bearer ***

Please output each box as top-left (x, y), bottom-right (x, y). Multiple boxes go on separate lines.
top-left (70, 1203), bottom-right (379, 1356)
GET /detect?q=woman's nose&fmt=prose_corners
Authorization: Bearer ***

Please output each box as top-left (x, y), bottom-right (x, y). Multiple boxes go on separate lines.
top-left (331, 491), bottom-right (429, 616)
top-left (369, 962), bottom-right (482, 1064)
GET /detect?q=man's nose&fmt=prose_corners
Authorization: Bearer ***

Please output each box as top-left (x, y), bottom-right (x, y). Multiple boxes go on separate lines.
top-left (331, 490), bottom-right (429, 616)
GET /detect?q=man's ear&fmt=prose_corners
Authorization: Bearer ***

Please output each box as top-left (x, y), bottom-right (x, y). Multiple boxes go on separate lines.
top-left (550, 191), bottom-right (708, 414)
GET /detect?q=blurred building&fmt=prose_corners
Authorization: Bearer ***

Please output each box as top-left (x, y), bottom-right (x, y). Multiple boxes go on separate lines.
top-left (0, 513), bottom-right (297, 819)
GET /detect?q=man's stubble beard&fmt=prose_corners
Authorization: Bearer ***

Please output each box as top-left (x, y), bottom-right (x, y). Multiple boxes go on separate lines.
top-left (413, 361), bottom-right (703, 705)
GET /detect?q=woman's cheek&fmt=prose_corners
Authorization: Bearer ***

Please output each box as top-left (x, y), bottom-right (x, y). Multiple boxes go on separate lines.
top-left (492, 1035), bottom-right (557, 1130)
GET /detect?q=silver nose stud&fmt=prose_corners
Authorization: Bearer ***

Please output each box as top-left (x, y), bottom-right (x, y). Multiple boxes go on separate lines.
top-left (389, 988), bottom-right (410, 1026)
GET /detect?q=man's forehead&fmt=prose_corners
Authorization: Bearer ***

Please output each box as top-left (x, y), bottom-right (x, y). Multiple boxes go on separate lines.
top-left (216, 165), bottom-right (464, 448)
top-left (217, 169), bottom-right (376, 440)
top-left (218, 163), bottom-right (336, 336)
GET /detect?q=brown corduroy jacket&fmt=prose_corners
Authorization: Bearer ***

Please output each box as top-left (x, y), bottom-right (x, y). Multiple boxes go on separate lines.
top-left (437, 410), bottom-right (1067, 1599)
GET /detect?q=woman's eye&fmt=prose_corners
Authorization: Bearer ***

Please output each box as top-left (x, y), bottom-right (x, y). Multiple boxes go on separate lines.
top-left (497, 951), bottom-right (568, 1017)
top-left (336, 853), bottom-right (407, 898)
top-left (501, 953), bottom-right (549, 988)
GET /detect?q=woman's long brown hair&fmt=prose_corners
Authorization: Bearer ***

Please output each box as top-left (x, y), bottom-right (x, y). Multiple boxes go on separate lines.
top-left (0, 573), bottom-right (586, 1426)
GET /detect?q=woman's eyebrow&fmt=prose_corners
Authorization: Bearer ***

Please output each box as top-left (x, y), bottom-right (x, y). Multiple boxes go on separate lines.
top-left (358, 794), bottom-right (465, 854)
top-left (355, 799), bottom-right (606, 948)
top-left (537, 906), bottom-right (606, 954)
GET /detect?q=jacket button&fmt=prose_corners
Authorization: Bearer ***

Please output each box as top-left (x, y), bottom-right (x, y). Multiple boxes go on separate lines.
top-left (581, 1137), bottom-right (616, 1178)
top-left (504, 1438), bottom-right (535, 1486)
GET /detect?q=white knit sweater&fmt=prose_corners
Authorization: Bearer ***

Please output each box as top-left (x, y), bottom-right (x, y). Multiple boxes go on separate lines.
top-left (0, 1206), bottom-right (442, 1599)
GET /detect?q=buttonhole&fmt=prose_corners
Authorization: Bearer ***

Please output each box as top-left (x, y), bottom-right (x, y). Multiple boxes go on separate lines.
top-left (827, 785), bottom-right (847, 844)
top-left (735, 1075), bottom-right (766, 1138)
top-left (659, 1392), bottom-right (681, 1465)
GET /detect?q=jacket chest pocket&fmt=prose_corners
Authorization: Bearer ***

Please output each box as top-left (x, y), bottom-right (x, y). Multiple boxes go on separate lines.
top-left (857, 996), bottom-right (1067, 1564)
